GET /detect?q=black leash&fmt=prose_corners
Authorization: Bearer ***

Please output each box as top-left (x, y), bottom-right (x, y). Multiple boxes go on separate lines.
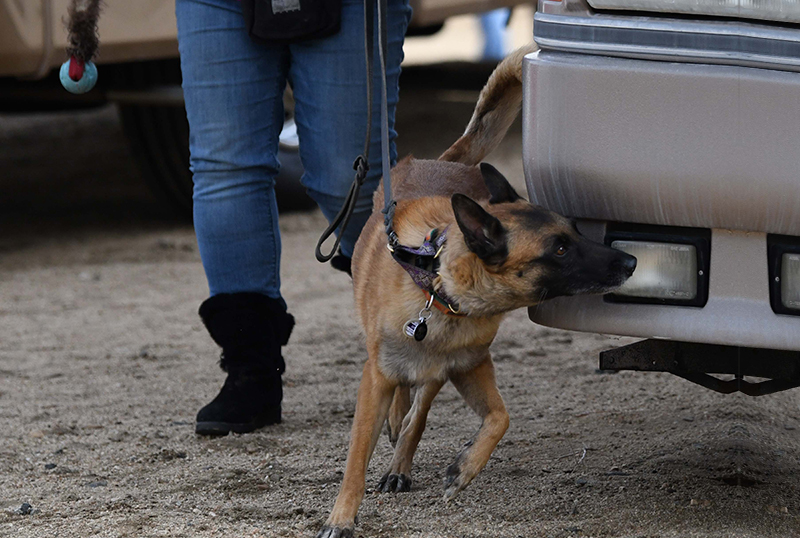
top-left (315, 0), bottom-right (395, 262)
top-left (314, 0), bottom-right (464, 331)
top-left (375, 0), bottom-right (397, 243)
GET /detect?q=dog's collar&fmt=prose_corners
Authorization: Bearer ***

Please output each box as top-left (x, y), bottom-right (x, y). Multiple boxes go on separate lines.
top-left (388, 227), bottom-right (465, 317)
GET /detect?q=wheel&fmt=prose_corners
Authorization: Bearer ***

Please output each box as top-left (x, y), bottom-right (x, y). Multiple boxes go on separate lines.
top-left (113, 59), bottom-right (315, 217)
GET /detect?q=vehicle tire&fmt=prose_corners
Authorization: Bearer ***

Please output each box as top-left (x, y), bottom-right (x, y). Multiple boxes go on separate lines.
top-left (114, 60), bottom-right (314, 218)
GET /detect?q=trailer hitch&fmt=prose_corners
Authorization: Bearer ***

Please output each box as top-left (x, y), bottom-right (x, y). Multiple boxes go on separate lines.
top-left (600, 339), bottom-right (800, 396)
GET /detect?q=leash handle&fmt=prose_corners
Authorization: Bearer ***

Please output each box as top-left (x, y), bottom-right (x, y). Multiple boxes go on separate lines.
top-left (315, 157), bottom-right (368, 262)
top-left (315, 0), bottom-right (384, 263)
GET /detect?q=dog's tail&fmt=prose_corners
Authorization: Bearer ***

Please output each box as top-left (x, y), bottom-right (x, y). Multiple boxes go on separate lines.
top-left (438, 44), bottom-right (537, 166)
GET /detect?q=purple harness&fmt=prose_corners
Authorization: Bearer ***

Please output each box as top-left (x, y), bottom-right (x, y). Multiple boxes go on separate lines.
top-left (389, 227), bottom-right (463, 315)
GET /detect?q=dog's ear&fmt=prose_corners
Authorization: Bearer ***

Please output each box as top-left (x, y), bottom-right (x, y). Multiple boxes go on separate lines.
top-left (451, 194), bottom-right (508, 265)
top-left (480, 162), bottom-right (522, 204)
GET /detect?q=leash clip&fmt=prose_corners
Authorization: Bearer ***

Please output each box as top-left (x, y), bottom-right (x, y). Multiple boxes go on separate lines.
top-left (420, 295), bottom-right (434, 319)
top-left (386, 229), bottom-right (400, 251)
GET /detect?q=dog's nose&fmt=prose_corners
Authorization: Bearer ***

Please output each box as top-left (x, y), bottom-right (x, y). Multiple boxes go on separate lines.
top-left (618, 253), bottom-right (637, 277)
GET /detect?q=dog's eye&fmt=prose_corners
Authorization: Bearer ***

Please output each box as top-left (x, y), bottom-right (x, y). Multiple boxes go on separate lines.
top-left (555, 245), bottom-right (568, 257)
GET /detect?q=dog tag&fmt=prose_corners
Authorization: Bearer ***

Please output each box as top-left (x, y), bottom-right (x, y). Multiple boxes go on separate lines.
top-left (403, 319), bottom-right (427, 341)
top-left (403, 298), bottom-right (434, 342)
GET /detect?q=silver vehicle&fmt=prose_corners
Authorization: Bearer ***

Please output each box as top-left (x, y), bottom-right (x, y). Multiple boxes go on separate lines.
top-left (523, 0), bottom-right (800, 394)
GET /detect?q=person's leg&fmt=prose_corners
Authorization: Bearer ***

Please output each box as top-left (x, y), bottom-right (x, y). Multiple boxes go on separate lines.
top-left (177, 0), bottom-right (294, 435)
top-left (178, 0), bottom-right (287, 299)
top-left (480, 8), bottom-right (510, 62)
top-left (289, 0), bottom-right (412, 260)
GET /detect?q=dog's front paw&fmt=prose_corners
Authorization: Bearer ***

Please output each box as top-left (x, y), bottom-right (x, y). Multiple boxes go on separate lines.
top-left (378, 472), bottom-right (412, 493)
top-left (316, 526), bottom-right (353, 538)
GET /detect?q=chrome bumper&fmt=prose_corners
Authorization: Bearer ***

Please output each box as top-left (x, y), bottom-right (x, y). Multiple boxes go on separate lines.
top-left (522, 50), bottom-right (800, 350)
top-left (523, 50), bottom-right (800, 236)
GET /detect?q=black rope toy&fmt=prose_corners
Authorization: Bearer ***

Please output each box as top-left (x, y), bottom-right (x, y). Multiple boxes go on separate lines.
top-left (60, 0), bottom-right (102, 94)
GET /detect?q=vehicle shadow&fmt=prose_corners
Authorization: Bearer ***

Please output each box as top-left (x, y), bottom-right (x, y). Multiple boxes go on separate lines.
top-left (0, 106), bottom-right (180, 252)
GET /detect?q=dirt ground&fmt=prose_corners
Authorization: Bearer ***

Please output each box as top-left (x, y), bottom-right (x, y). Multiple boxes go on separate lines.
top-left (2, 37), bottom-right (800, 538)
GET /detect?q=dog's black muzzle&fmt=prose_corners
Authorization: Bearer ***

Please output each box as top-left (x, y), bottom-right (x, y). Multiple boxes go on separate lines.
top-left (540, 239), bottom-right (637, 299)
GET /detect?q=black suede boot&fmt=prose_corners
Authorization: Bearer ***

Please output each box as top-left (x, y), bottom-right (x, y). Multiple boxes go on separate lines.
top-left (330, 249), bottom-right (352, 277)
top-left (196, 293), bottom-right (294, 436)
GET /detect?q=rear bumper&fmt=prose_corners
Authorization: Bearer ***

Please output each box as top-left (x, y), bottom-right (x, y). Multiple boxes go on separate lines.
top-left (522, 51), bottom-right (800, 350)
top-left (523, 50), bottom-right (800, 236)
top-left (529, 224), bottom-right (800, 352)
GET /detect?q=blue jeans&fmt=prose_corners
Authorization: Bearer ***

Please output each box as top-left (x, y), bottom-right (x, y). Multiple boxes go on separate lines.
top-left (176, 0), bottom-right (411, 301)
top-left (480, 9), bottom-right (510, 61)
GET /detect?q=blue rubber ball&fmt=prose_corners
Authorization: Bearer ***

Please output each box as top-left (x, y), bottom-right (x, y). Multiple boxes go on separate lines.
top-left (59, 60), bottom-right (98, 94)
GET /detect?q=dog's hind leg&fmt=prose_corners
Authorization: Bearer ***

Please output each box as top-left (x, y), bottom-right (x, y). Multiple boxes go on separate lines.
top-left (378, 379), bottom-right (445, 493)
top-left (318, 351), bottom-right (396, 538)
top-left (386, 385), bottom-right (411, 447)
top-left (443, 356), bottom-right (509, 501)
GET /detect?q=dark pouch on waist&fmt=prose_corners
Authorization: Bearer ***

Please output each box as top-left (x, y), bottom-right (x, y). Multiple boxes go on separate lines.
top-left (241, 0), bottom-right (342, 43)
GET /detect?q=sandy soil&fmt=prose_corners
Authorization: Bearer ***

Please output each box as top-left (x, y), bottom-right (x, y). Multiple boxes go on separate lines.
top-left (2, 61), bottom-right (800, 538)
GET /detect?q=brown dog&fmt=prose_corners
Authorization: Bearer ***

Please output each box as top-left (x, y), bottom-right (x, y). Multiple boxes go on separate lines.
top-left (316, 45), bottom-right (636, 538)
